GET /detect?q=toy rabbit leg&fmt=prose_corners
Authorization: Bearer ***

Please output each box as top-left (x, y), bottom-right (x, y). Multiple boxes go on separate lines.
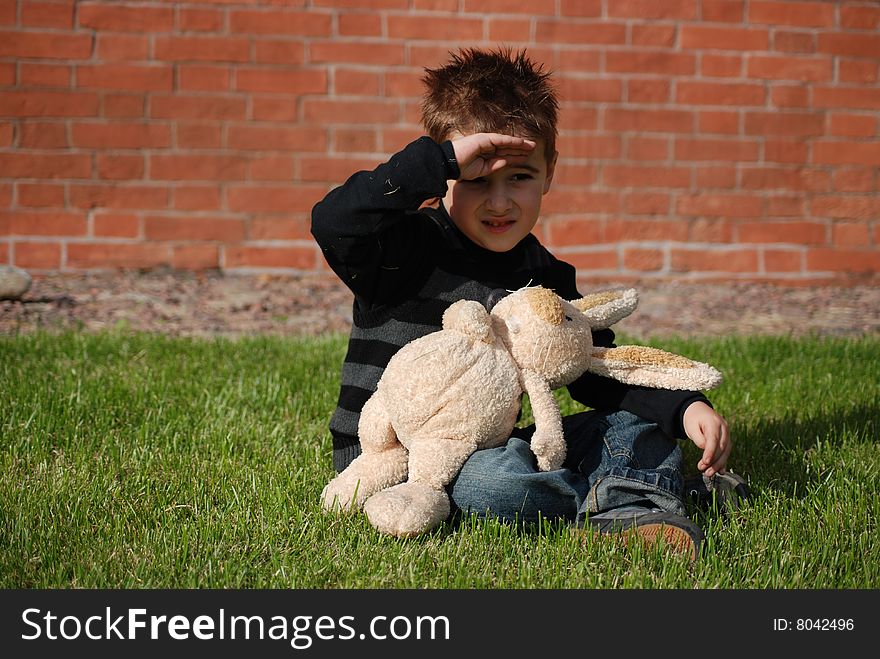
top-left (520, 370), bottom-right (566, 472)
top-left (321, 395), bottom-right (409, 512)
top-left (364, 436), bottom-right (478, 537)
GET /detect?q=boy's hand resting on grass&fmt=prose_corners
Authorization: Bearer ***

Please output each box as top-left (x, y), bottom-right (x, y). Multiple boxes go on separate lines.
top-left (450, 132), bottom-right (537, 181)
top-left (683, 400), bottom-right (731, 477)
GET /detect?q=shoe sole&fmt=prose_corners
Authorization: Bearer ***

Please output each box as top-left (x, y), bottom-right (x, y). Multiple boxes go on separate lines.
top-left (617, 523), bottom-right (699, 561)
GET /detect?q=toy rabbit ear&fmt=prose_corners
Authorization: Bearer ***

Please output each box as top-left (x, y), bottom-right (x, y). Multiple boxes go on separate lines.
top-left (571, 288), bottom-right (638, 329)
top-left (587, 346), bottom-right (723, 391)
top-left (442, 299), bottom-right (494, 343)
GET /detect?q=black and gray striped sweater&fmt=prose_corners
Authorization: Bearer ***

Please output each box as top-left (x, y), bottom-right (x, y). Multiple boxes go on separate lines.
top-left (311, 137), bottom-right (708, 473)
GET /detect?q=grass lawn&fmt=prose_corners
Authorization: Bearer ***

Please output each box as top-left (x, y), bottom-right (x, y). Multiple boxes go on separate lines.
top-left (1, 330), bottom-right (877, 589)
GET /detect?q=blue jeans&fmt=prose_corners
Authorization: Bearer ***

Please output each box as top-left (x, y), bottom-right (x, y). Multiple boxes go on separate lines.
top-left (448, 410), bottom-right (686, 525)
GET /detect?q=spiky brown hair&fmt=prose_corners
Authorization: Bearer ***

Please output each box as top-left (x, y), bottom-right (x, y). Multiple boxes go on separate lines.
top-left (421, 47), bottom-right (559, 163)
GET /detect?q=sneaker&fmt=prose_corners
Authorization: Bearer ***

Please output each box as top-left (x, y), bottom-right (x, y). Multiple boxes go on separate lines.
top-left (579, 510), bottom-right (705, 561)
top-left (684, 470), bottom-right (750, 513)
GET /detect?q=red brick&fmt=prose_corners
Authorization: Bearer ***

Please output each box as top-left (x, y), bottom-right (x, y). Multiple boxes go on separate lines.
top-left (72, 122), bottom-right (171, 149)
top-left (817, 33), bottom-right (880, 58)
top-left (22, 1), bottom-right (75, 28)
top-left (631, 24), bottom-right (676, 47)
top-left (624, 193), bottom-right (671, 216)
top-left (676, 81), bottom-right (765, 106)
top-left (625, 136), bottom-right (668, 161)
top-left (626, 80), bottom-right (671, 104)
top-left (828, 113), bottom-right (877, 138)
top-left (839, 60), bottom-right (879, 84)
top-left (0, 153), bottom-right (90, 179)
top-left (178, 65), bottom-right (231, 92)
top-left (677, 193), bottom-right (762, 218)
top-left (542, 190), bottom-right (619, 215)
top-left (145, 216), bottom-right (246, 242)
top-left (738, 221), bottom-right (826, 244)
top-left (94, 213), bottom-right (140, 238)
top-left (701, 54), bottom-right (742, 77)
top-left (556, 50), bottom-right (602, 72)
top-left (772, 31), bottom-right (815, 54)
top-left (607, 0), bottom-right (696, 19)
top-left (250, 155), bottom-right (295, 181)
top-left (14, 242), bottom-right (62, 269)
top-left (605, 219), bottom-right (688, 241)
top-left (67, 242), bottom-right (172, 269)
top-left (701, 0), bottom-right (744, 22)
top-left (605, 108), bottom-right (694, 133)
top-left (150, 155), bottom-right (247, 182)
top-left (562, 134), bottom-right (621, 159)
top-left (20, 63), bottom-right (71, 87)
top-left (764, 140), bottom-right (809, 163)
top-left (0, 91), bottom-right (99, 117)
top-left (312, 0), bottom-right (407, 8)
top-left (463, 0), bottom-right (554, 14)
top-left (97, 34), bottom-right (150, 61)
top-left (556, 78), bottom-right (622, 103)
top-left (254, 41), bottom-right (305, 65)
top-left (551, 163), bottom-right (598, 187)
top-left (810, 195), bottom-right (878, 220)
top-left (384, 71), bottom-right (424, 98)
top-left (764, 196), bottom-right (804, 217)
top-left (748, 56), bottom-right (832, 82)
top-left (2, 211), bottom-right (88, 236)
top-left (680, 26), bottom-right (769, 50)
top-left (334, 128), bottom-right (377, 154)
top-left (102, 94), bottom-right (145, 118)
top-left (173, 244), bottom-right (219, 270)
top-left (740, 167), bottom-right (816, 191)
top-left (229, 9), bottom-right (331, 35)
top-left (309, 42), bottom-right (406, 66)
top-left (771, 85), bottom-right (810, 108)
top-left (228, 125), bottom-right (326, 152)
top-left (807, 248), bottom-right (879, 273)
top-left (224, 246), bottom-right (317, 270)
top-left (841, 5), bottom-right (880, 30)
top-left (20, 122), bottom-right (68, 148)
top-left (251, 98), bottom-right (298, 122)
top-left (813, 142), bottom-right (880, 167)
top-left (388, 15), bottom-right (482, 40)
top-left (154, 37), bottom-right (249, 63)
top-left (671, 248), bottom-right (758, 272)
top-left (688, 218), bottom-right (734, 242)
top-left (69, 184), bottom-right (169, 211)
top-left (606, 51), bottom-right (696, 75)
top-left (764, 249), bottom-right (802, 272)
top-left (177, 8), bottom-right (224, 32)
top-left (0, 31), bottom-right (92, 59)
top-left (489, 18), bottom-right (533, 42)
top-left (97, 154), bottom-right (144, 180)
top-left (698, 111), bottom-right (739, 135)
top-left (0, 62), bottom-right (14, 84)
top-left (78, 3), bottom-right (173, 31)
top-left (833, 169), bottom-right (875, 193)
top-left (833, 223), bottom-right (870, 248)
top-left (339, 12), bottom-right (382, 36)
top-left (17, 183), bottom-right (65, 207)
top-left (250, 217), bottom-right (312, 241)
top-left (562, 249), bottom-right (619, 272)
top-left (604, 165), bottom-right (691, 189)
top-left (302, 99), bottom-right (400, 125)
top-left (559, 0), bottom-right (602, 16)
top-left (335, 69), bottom-right (381, 96)
top-left (535, 21), bottom-right (627, 45)
top-left (177, 124), bottom-right (221, 149)
top-left (624, 248), bottom-right (665, 271)
top-left (151, 95), bottom-right (247, 121)
top-left (235, 68), bottom-right (327, 94)
top-left (749, 1), bottom-right (834, 27)
top-left (813, 87), bottom-right (880, 111)
top-left (675, 138), bottom-right (759, 162)
top-left (173, 186), bottom-right (221, 212)
top-left (227, 185), bottom-right (327, 213)
top-left (77, 65), bottom-right (173, 92)
top-left (744, 111), bottom-right (825, 137)
top-left (299, 157), bottom-right (383, 184)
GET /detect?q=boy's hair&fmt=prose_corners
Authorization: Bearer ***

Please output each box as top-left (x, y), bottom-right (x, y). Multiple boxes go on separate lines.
top-left (421, 47), bottom-right (559, 163)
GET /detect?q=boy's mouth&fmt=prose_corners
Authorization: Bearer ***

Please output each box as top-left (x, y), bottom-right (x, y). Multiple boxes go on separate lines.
top-left (482, 218), bottom-right (516, 234)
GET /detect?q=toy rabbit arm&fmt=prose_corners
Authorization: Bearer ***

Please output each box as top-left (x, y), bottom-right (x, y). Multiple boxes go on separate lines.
top-left (520, 369), bottom-right (566, 472)
top-left (587, 346), bottom-right (722, 392)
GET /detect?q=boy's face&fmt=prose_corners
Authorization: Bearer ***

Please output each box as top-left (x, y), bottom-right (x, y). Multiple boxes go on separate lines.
top-left (443, 136), bottom-right (557, 253)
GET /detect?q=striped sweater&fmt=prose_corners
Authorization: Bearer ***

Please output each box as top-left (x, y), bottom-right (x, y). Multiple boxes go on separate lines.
top-left (310, 137), bottom-right (708, 472)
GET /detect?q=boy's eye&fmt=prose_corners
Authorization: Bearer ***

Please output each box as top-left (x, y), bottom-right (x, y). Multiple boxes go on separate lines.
top-left (511, 173), bottom-right (534, 182)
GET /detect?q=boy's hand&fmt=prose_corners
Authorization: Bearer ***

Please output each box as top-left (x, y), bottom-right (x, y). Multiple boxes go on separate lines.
top-left (450, 133), bottom-right (536, 181)
top-left (682, 401), bottom-right (731, 477)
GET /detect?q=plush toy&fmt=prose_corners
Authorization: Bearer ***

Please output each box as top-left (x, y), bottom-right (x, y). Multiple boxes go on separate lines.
top-left (321, 286), bottom-right (722, 537)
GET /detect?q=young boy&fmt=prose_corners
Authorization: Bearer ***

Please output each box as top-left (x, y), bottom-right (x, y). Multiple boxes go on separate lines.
top-left (311, 48), bottom-right (737, 559)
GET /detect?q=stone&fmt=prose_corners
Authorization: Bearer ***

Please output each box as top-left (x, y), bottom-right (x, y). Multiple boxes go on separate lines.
top-left (0, 265), bottom-right (32, 300)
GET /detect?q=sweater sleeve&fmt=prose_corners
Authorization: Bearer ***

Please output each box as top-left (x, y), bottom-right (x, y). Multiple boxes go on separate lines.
top-left (310, 137), bottom-right (459, 308)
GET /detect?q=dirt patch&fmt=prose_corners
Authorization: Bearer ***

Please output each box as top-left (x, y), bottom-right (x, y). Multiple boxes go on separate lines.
top-left (2, 269), bottom-right (878, 340)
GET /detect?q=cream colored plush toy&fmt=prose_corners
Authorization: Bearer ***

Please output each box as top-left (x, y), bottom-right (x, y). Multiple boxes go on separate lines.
top-left (321, 286), bottom-right (722, 537)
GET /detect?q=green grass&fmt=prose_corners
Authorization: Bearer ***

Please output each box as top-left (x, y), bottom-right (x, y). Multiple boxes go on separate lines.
top-left (1, 330), bottom-right (877, 589)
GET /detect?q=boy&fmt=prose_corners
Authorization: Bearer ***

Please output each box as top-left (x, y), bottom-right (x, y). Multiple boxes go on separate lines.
top-left (311, 48), bottom-right (737, 559)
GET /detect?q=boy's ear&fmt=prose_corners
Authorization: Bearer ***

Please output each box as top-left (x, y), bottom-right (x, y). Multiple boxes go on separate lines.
top-left (543, 149), bottom-right (558, 194)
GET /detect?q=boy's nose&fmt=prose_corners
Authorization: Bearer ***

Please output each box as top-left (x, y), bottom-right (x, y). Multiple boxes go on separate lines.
top-left (485, 181), bottom-right (512, 212)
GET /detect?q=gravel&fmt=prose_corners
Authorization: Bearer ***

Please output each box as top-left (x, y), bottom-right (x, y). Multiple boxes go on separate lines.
top-left (2, 270), bottom-right (878, 340)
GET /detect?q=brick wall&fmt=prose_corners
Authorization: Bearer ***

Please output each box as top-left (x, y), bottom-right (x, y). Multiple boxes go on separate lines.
top-left (1, 0), bottom-right (878, 283)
